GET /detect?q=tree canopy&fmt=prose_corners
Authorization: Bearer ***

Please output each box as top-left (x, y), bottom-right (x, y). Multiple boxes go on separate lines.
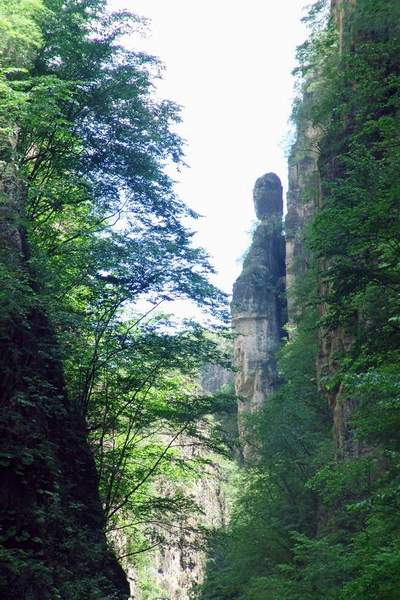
top-left (0, 0), bottom-right (231, 597)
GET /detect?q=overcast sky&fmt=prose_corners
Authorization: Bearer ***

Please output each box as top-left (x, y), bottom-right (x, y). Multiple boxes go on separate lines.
top-left (112, 1), bottom-right (307, 297)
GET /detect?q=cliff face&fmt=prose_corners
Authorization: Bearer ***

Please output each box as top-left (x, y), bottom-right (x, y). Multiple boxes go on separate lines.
top-left (230, 3), bottom-right (357, 460)
top-left (200, 2), bottom-right (400, 595)
top-left (286, 0), bottom-right (360, 459)
top-left (286, 108), bottom-right (355, 458)
top-left (286, 116), bottom-right (319, 320)
top-left (145, 454), bottom-right (228, 600)
top-left (0, 163), bottom-right (129, 598)
top-left (231, 173), bottom-right (286, 444)
top-left (331, 0), bottom-right (357, 51)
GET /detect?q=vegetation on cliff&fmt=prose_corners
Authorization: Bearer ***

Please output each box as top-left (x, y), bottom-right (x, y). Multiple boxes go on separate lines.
top-left (199, 1), bottom-right (400, 598)
top-left (0, 1), bottom-right (230, 597)
top-left (3, 0), bottom-right (400, 597)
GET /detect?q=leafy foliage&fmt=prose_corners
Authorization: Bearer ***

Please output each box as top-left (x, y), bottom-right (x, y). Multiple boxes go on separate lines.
top-left (0, 0), bottom-right (230, 597)
top-left (199, 298), bottom-right (332, 599)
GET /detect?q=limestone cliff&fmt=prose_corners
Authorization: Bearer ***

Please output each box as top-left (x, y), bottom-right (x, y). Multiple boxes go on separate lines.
top-left (121, 445), bottom-right (228, 600)
top-left (231, 173), bottom-right (286, 444)
top-left (286, 98), bottom-right (355, 458)
top-left (331, 0), bottom-right (357, 52)
top-left (286, 113), bottom-right (319, 320)
top-left (144, 450), bottom-right (228, 600)
top-left (286, 0), bottom-right (360, 459)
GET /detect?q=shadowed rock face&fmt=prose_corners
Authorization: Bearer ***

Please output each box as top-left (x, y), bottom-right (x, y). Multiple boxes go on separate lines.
top-left (231, 172), bottom-right (286, 454)
top-left (0, 164), bottom-right (129, 599)
top-left (285, 0), bottom-right (358, 461)
top-left (253, 172), bottom-right (283, 220)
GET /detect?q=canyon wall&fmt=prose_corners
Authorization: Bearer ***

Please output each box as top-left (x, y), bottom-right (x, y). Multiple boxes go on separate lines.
top-left (285, 115), bottom-right (319, 321)
top-left (0, 158), bottom-right (129, 598)
top-left (287, 0), bottom-right (359, 459)
top-left (129, 5), bottom-right (362, 593)
top-left (231, 1), bottom-right (357, 458)
top-left (143, 452), bottom-right (228, 600)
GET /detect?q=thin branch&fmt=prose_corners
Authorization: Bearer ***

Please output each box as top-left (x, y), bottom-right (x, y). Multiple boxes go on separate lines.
top-left (107, 425), bottom-right (188, 520)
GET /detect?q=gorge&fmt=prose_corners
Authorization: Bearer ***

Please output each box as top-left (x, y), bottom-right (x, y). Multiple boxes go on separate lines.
top-left (1, 0), bottom-right (400, 598)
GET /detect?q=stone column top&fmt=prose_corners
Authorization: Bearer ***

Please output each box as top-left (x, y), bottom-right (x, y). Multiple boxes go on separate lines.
top-left (253, 172), bottom-right (283, 221)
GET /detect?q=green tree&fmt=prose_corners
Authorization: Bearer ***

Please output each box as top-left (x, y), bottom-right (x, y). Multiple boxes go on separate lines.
top-left (200, 296), bottom-right (331, 599)
top-left (0, 0), bottom-right (229, 596)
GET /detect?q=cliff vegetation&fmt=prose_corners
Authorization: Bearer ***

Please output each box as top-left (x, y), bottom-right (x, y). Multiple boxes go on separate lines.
top-left (2, 0), bottom-right (400, 598)
top-left (199, 1), bottom-right (400, 598)
top-left (0, 1), bottom-right (231, 597)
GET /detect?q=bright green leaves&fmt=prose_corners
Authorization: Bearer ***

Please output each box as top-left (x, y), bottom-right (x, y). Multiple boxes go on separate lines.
top-left (0, 0), bottom-right (48, 155)
top-left (0, 0), bottom-right (230, 594)
top-left (285, 2), bottom-right (400, 598)
top-left (77, 314), bottom-right (234, 527)
top-left (0, 0), bottom-right (45, 69)
top-left (306, 1), bottom-right (400, 341)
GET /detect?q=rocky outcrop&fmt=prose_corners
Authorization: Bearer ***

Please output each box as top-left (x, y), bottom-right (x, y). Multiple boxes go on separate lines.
top-left (286, 0), bottom-right (360, 460)
top-left (286, 0), bottom-right (357, 317)
top-left (286, 105), bottom-right (354, 458)
top-left (286, 115), bottom-right (319, 321)
top-left (146, 455), bottom-right (228, 600)
top-left (331, 0), bottom-right (357, 53)
top-left (231, 173), bottom-right (286, 446)
top-left (286, 92), bottom-right (355, 459)
top-left (120, 445), bottom-right (228, 600)
top-left (0, 161), bottom-right (129, 598)
top-left (200, 363), bottom-right (234, 396)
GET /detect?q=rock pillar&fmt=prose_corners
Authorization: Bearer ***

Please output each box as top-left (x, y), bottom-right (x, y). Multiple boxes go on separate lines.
top-left (231, 173), bottom-right (286, 447)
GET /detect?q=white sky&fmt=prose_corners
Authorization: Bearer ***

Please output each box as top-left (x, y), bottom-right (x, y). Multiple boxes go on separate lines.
top-left (112, 1), bottom-right (308, 298)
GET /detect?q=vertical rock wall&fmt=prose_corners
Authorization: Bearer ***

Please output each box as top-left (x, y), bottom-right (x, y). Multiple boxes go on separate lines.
top-left (331, 0), bottom-right (357, 53)
top-left (231, 173), bottom-right (286, 445)
top-left (0, 159), bottom-right (129, 598)
top-left (145, 455), bottom-right (228, 600)
top-left (230, 2), bottom-right (358, 460)
top-left (285, 115), bottom-right (320, 321)
top-left (286, 0), bottom-right (360, 459)
top-left (124, 448), bottom-right (229, 600)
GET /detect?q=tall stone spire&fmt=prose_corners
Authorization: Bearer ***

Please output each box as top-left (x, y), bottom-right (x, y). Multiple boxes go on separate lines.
top-left (231, 173), bottom-right (286, 452)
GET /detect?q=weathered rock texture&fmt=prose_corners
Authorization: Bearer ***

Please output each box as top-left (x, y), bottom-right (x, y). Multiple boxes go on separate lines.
top-left (319, 0), bottom-right (360, 459)
top-left (146, 454), bottom-right (228, 600)
top-left (120, 445), bottom-right (228, 600)
top-left (0, 160), bottom-right (129, 598)
top-left (331, 0), bottom-right (357, 53)
top-left (200, 363), bottom-right (234, 396)
top-left (286, 0), bottom-right (359, 459)
top-left (231, 173), bottom-right (286, 444)
top-left (286, 115), bottom-right (319, 320)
